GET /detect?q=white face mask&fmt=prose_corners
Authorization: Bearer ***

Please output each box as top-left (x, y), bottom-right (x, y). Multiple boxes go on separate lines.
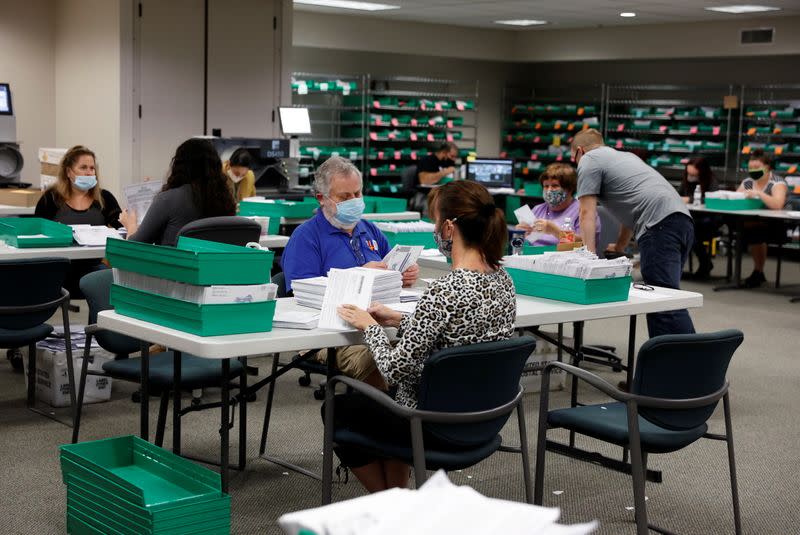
top-left (228, 170), bottom-right (245, 184)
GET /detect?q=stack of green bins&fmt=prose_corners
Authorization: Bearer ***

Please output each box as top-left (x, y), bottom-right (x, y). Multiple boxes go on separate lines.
top-left (61, 435), bottom-right (230, 535)
top-left (0, 217), bottom-right (74, 248)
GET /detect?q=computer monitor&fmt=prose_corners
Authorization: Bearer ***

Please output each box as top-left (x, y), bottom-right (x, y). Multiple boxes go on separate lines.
top-left (278, 107), bottom-right (311, 136)
top-left (0, 84), bottom-right (12, 115)
top-left (465, 158), bottom-right (514, 188)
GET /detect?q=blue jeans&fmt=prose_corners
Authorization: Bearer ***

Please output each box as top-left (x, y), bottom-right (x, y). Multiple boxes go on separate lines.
top-left (638, 213), bottom-right (696, 338)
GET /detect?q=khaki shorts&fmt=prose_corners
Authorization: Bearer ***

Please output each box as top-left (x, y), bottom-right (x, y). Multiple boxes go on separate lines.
top-left (314, 345), bottom-right (377, 381)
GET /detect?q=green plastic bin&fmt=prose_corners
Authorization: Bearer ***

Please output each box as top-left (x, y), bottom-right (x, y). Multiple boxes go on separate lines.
top-left (238, 198), bottom-right (317, 220)
top-left (364, 196), bottom-right (407, 213)
top-left (383, 230), bottom-right (436, 249)
top-left (704, 198), bottom-right (764, 210)
top-left (110, 285), bottom-right (276, 336)
top-left (506, 268), bottom-right (632, 304)
top-left (106, 237), bottom-right (273, 285)
top-left (522, 244), bottom-right (557, 255)
top-left (0, 217), bottom-right (74, 248)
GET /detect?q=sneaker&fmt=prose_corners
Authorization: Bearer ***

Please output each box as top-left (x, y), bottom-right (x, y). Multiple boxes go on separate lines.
top-left (743, 270), bottom-right (766, 288)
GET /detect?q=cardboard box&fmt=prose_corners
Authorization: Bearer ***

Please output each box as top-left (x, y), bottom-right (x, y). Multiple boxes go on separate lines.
top-left (24, 347), bottom-right (114, 408)
top-left (0, 188), bottom-right (43, 207)
top-left (38, 147), bottom-right (67, 190)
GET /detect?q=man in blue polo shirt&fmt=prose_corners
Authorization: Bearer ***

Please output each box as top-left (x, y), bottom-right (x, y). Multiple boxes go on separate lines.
top-left (282, 156), bottom-right (419, 387)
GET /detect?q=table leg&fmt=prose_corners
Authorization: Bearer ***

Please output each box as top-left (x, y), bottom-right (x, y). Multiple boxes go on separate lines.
top-left (622, 315), bottom-right (637, 464)
top-left (239, 357), bottom-right (247, 471)
top-left (221, 358), bottom-right (230, 494)
top-left (173, 350), bottom-right (181, 454)
top-left (140, 342), bottom-right (149, 441)
top-left (715, 218), bottom-right (745, 291)
top-left (568, 321), bottom-right (584, 448)
top-left (557, 324), bottom-right (563, 362)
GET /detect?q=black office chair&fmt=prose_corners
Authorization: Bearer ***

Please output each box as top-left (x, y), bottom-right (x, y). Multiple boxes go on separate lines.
top-left (322, 336), bottom-right (537, 504)
top-left (178, 216), bottom-right (261, 247)
top-left (71, 270), bottom-right (246, 462)
top-left (534, 330), bottom-right (744, 535)
top-left (0, 258), bottom-right (74, 421)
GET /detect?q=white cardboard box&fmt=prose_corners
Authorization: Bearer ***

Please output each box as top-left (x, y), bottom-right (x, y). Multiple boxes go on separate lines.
top-left (24, 347), bottom-right (114, 408)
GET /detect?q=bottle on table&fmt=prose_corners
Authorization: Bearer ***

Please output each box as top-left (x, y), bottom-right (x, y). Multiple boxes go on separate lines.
top-left (559, 217), bottom-right (575, 243)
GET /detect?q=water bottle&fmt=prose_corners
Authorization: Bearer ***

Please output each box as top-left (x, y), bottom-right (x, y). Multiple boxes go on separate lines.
top-left (559, 217), bottom-right (575, 243)
top-left (693, 185), bottom-right (702, 206)
top-left (510, 230), bottom-right (525, 255)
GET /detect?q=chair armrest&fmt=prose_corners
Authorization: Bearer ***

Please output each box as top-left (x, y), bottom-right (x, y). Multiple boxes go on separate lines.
top-left (546, 362), bottom-right (730, 409)
top-left (328, 375), bottom-right (415, 420)
top-left (329, 376), bottom-right (523, 424)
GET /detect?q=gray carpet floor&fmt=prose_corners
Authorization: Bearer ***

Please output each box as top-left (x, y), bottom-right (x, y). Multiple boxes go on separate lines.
top-left (1, 255), bottom-right (799, 535)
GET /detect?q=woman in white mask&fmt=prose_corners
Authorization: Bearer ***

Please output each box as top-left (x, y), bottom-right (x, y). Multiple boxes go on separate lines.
top-left (222, 148), bottom-right (256, 202)
top-left (515, 163), bottom-right (599, 247)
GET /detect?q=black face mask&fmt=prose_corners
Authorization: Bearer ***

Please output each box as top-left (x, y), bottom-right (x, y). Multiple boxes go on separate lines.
top-left (748, 169), bottom-right (766, 180)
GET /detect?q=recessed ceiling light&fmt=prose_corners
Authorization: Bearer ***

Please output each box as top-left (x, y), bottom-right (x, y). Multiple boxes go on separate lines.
top-left (705, 5), bottom-right (781, 13)
top-left (293, 0), bottom-right (400, 11)
top-left (495, 19), bottom-right (548, 26)
top-left (620, 12), bottom-right (637, 17)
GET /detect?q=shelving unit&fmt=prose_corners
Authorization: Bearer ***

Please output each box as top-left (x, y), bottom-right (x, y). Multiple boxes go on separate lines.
top-left (500, 85), bottom-right (605, 190)
top-left (604, 85), bottom-right (735, 186)
top-left (738, 84), bottom-right (800, 199)
top-left (290, 72), bottom-right (367, 186)
top-left (354, 76), bottom-right (479, 194)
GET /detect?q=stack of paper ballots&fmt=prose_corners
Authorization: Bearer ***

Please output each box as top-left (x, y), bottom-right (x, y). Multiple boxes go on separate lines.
top-left (503, 248), bottom-right (633, 280)
top-left (113, 269), bottom-right (277, 304)
top-left (292, 267), bottom-right (403, 310)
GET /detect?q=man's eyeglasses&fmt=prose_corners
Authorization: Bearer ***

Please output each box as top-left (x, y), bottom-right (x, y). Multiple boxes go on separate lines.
top-left (350, 235), bottom-right (366, 264)
top-left (633, 283), bottom-right (654, 291)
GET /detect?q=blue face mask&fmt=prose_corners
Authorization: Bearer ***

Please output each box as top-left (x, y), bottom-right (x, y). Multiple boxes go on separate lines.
top-left (74, 175), bottom-right (97, 191)
top-left (332, 196), bottom-right (365, 227)
top-left (544, 188), bottom-right (568, 208)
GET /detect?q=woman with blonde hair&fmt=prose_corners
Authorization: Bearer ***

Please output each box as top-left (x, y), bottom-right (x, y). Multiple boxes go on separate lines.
top-left (34, 145), bottom-right (122, 227)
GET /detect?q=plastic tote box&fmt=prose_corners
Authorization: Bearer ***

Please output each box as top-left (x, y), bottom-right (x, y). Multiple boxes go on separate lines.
top-left (507, 268), bottom-right (632, 305)
top-left (60, 435), bottom-right (230, 534)
top-left (0, 217), bottom-right (74, 248)
top-left (238, 198), bottom-right (317, 220)
top-left (704, 198), bottom-right (764, 210)
top-left (383, 230), bottom-right (436, 250)
top-left (364, 196), bottom-right (407, 213)
top-left (105, 236), bottom-right (274, 285)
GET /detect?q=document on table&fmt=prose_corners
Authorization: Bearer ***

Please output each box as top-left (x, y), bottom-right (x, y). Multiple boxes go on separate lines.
top-left (382, 245), bottom-right (423, 273)
top-left (318, 268), bottom-right (376, 330)
top-left (124, 180), bottom-right (163, 225)
top-left (71, 225), bottom-right (122, 246)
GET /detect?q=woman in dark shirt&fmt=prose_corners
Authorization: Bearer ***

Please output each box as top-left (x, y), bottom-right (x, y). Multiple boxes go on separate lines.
top-left (34, 145), bottom-right (122, 295)
top-left (679, 157), bottom-right (719, 280)
top-left (34, 145), bottom-right (122, 227)
top-left (119, 138), bottom-right (236, 245)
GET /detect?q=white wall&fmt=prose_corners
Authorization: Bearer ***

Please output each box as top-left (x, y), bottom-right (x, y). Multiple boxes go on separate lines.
top-left (55, 0), bottom-right (123, 195)
top-left (513, 15), bottom-right (800, 62)
top-left (293, 10), bottom-right (516, 62)
top-left (0, 0), bottom-right (56, 184)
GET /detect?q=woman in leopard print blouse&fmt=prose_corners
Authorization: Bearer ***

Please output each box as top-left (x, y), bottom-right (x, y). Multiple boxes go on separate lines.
top-left (332, 180), bottom-right (517, 493)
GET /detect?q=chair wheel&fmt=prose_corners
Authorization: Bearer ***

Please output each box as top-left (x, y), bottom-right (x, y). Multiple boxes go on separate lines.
top-left (131, 390), bottom-right (141, 403)
top-left (7, 348), bottom-right (23, 372)
top-left (191, 397), bottom-right (202, 407)
top-left (243, 392), bottom-right (257, 403)
top-left (298, 375), bottom-right (311, 387)
top-left (613, 365), bottom-right (623, 373)
top-left (313, 388), bottom-right (326, 401)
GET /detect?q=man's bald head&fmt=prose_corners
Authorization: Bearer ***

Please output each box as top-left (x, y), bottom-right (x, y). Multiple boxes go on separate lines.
top-left (571, 128), bottom-right (605, 152)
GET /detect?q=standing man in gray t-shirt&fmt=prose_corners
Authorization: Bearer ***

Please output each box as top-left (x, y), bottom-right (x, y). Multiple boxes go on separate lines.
top-left (572, 129), bottom-right (695, 337)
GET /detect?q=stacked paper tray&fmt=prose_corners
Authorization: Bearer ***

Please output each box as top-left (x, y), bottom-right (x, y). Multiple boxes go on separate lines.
top-left (238, 198), bottom-right (317, 220)
top-left (106, 236), bottom-right (274, 285)
top-left (506, 268), bottom-right (631, 305)
top-left (0, 217), bottom-right (74, 248)
top-left (383, 230), bottom-right (436, 250)
top-left (61, 436), bottom-right (230, 535)
top-left (704, 198), bottom-right (764, 210)
top-left (522, 244), bottom-right (557, 255)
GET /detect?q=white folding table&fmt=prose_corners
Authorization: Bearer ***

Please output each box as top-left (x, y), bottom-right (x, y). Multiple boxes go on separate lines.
top-left (97, 287), bottom-right (702, 492)
top-left (0, 204), bottom-right (36, 216)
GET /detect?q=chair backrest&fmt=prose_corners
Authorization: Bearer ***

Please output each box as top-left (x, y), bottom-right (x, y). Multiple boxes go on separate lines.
top-left (400, 165), bottom-right (419, 192)
top-left (597, 204), bottom-right (621, 256)
top-left (178, 216), bottom-right (261, 247)
top-left (80, 269), bottom-right (141, 356)
top-left (271, 271), bottom-right (289, 298)
top-left (0, 258), bottom-right (69, 329)
top-left (631, 329), bottom-right (744, 431)
top-left (416, 336), bottom-right (536, 447)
